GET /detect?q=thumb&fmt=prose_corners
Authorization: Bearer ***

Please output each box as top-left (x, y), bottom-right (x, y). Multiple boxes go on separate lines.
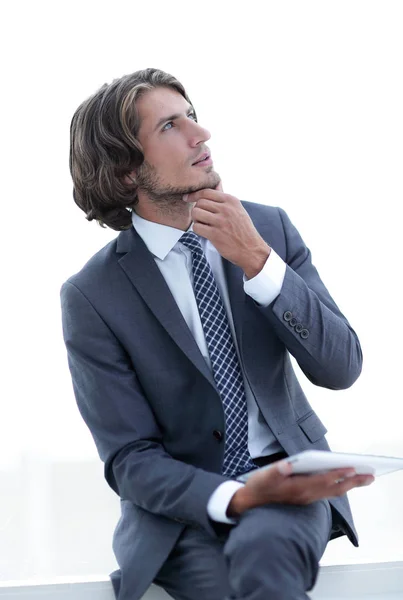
top-left (215, 180), bottom-right (223, 192)
top-left (276, 459), bottom-right (293, 476)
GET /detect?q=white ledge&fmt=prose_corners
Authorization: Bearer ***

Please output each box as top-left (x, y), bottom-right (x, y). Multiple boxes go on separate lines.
top-left (0, 562), bottom-right (402, 599)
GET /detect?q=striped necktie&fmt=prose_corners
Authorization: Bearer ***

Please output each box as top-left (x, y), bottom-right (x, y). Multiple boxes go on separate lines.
top-left (180, 231), bottom-right (255, 477)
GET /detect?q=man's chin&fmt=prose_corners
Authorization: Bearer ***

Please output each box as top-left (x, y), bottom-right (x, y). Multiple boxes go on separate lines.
top-left (138, 172), bottom-right (221, 203)
top-left (188, 173), bottom-right (221, 194)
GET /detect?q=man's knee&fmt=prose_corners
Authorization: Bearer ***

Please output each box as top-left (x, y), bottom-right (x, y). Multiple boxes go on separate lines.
top-left (224, 507), bottom-right (303, 565)
top-left (223, 503), bottom-right (329, 595)
top-left (227, 502), bottom-right (331, 555)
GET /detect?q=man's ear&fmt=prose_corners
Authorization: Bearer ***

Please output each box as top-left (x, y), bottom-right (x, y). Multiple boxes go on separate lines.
top-left (123, 170), bottom-right (137, 186)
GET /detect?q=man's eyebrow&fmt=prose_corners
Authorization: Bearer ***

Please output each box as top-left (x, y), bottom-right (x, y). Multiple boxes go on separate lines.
top-left (153, 105), bottom-right (196, 132)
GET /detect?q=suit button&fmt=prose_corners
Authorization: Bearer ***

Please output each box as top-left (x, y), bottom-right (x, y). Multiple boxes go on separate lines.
top-left (213, 430), bottom-right (223, 442)
top-left (300, 329), bottom-right (309, 339)
top-left (295, 323), bottom-right (303, 333)
top-left (284, 311), bottom-right (292, 321)
top-left (289, 317), bottom-right (297, 327)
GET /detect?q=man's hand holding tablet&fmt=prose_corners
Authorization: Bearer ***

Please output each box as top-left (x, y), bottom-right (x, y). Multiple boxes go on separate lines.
top-left (227, 453), bottom-right (375, 519)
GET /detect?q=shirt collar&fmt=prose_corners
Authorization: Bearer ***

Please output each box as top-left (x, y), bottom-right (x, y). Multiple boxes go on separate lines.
top-left (131, 210), bottom-right (194, 260)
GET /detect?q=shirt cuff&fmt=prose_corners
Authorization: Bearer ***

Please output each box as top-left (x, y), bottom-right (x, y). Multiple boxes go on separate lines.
top-left (207, 480), bottom-right (245, 524)
top-left (243, 248), bottom-right (286, 307)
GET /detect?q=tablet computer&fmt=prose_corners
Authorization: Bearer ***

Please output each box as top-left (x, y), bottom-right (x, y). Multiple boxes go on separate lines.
top-left (237, 450), bottom-right (403, 482)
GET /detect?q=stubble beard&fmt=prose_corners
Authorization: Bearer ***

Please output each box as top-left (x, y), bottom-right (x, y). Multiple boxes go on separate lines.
top-left (135, 161), bottom-right (221, 216)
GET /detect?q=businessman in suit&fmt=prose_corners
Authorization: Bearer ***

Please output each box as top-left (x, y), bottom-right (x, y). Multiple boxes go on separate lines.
top-left (61, 68), bottom-right (374, 600)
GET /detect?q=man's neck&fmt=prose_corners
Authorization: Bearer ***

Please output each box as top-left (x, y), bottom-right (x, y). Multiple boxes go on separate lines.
top-left (134, 198), bottom-right (193, 231)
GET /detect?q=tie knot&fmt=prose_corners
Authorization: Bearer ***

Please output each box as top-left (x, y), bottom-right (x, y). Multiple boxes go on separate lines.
top-left (179, 231), bottom-right (203, 254)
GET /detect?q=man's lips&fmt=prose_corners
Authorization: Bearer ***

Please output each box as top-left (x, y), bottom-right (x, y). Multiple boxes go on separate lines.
top-left (192, 154), bottom-right (213, 167)
top-left (192, 152), bottom-right (210, 165)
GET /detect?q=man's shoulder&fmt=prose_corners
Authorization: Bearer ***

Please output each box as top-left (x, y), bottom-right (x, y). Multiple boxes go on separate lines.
top-left (241, 200), bottom-right (281, 221)
top-left (241, 200), bottom-right (278, 212)
top-left (62, 233), bottom-right (122, 292)
top-left (241, 200), bottom-right (287, 234)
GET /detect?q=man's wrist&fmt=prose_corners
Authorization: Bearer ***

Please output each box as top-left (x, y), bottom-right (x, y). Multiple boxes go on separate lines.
top-left (242, 243), bottom-right (271, 280)
top-left (226, 487), bottom-right (252, 518)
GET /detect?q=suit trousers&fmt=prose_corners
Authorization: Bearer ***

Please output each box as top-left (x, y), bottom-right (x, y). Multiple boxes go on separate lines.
top-left (153, 497), bottom-right (332, 600)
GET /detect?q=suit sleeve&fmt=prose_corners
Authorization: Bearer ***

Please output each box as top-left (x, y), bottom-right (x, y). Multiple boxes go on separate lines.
top-left (255, 207), bottom-right (363, 390)
top-left (60, 281), bottom-right (228, 536)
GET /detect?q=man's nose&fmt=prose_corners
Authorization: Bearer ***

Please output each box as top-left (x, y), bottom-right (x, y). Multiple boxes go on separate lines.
top-left (189, 122), bottom-right (211, 146)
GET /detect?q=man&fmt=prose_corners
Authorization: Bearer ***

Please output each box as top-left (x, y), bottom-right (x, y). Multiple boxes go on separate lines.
top-left (61, 68), bottom-right (374, 600)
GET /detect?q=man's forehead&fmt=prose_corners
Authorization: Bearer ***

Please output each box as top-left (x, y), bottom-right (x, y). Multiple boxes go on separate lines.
top-left (137, 87), bottom-right (192, 132)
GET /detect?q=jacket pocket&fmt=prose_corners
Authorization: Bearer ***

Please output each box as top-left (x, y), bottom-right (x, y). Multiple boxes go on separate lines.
top-left (297, 411), bottom-right (328, 443)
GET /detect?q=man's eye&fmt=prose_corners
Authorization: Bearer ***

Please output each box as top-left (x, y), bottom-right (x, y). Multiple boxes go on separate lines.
top-left (162, 113), bottom-right (197, 131)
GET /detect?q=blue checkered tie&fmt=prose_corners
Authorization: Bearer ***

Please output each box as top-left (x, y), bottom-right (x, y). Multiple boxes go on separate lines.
top-left (180, 231), bottom-right (255, 477)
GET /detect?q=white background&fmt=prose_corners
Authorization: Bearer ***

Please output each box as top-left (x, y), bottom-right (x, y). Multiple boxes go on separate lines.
top-left (1, 0), bottom-right (403, 582)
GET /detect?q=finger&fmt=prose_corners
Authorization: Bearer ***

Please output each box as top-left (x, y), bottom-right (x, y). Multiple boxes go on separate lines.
top-left (326, 474), bottom-right (374, 498)
top-left (303, 469), bottom-right (356, 491)
top-left (323, 468), bottom-right (357, 484)
top-left (184, 189), bottom-right (226, 204)
top-left (276, 460), bottom-right (293, 476)
top-left (193, 222), bottom-right (213, 239)
top-left (354, 474), bottom-right (375, 486)
top-left (192, 206), bottom-right (217, 225)
top-left (215, 181), bottom-right (223, 192)
top-left (194, 198), bottom-right (221, 213)
top-left (248, 460), bottom-right (293, 488)
top-left (283, 469), bottom-right (357, 498)
top-left (279, 467), bottom-right (355, 488)
top-left (320, 468), bottom-right (374, 487)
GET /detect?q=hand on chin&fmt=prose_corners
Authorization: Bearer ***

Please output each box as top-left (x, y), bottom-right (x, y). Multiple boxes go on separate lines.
top-left (183, 179), bottom-right (223, 203)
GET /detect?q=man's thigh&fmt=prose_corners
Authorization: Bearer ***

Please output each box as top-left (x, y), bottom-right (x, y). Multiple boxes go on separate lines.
top-left (153, 500), bottom-right (332, 600)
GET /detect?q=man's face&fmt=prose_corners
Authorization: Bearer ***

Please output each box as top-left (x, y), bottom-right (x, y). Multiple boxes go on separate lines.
top-left (133, 87), bottom-right (221, 207)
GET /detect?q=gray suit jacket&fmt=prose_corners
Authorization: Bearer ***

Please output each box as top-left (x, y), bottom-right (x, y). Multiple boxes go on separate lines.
top-left (61, 201), bottom-right (362, 600)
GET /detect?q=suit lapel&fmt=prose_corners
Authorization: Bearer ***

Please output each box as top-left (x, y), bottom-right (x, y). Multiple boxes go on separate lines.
top-left (116, 228), bottom-right (217, 390)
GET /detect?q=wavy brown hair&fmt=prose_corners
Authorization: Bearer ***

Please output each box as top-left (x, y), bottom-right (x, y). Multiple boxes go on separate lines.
top-left (69, 68), bottom-right (196, 231)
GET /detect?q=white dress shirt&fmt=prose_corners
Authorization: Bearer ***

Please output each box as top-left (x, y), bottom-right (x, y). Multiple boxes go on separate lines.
top-left (131, 210), bottom-right (286, 523)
